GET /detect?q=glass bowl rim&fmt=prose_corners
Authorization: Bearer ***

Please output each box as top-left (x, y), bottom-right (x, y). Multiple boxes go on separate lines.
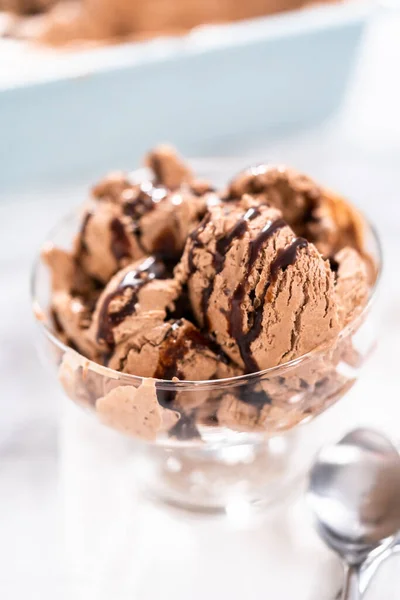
top-left (31, 207), bottom-right (383, 391)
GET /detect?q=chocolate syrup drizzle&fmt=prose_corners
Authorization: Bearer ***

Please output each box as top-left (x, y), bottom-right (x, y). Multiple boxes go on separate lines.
top-left (227, 224), bottom-right (308, 373)
top-left (79, 211), bottom-right (93, 255)
top-left (239, 386), bottom-right (272, 408)
top-left (154, 320), bottom-right (222, 440)
top-left (110, 218), bottom-right (132, 261)
top-left (123, 182), bottom-right (167, 219)
top-left (188, 207), bottom-right (262, 328)
top-left (328, 256), bottom-right (340, 274)
top-left (223, 217), bottom-right (286, 372)
top-left (154, 320), bottom-right (226, 380)
top-left (169, 412), bottom-right (200, 440)
top-left (213, 207), bottom-right (261, 272)
top-left (154, 321), bottom-right (187, 380)
top-left (97, 256), bottom-right (167, 347)
top-left (269, 237), bottom-right (308, 281)
top-left (153, 319), bottom-right (236, 439)
top-left (107, 183), bottom-right (168, 260)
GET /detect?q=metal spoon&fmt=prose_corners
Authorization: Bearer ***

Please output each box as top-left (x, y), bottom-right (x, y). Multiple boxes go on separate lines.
top-left (307, 428), bottom-right (400, 600)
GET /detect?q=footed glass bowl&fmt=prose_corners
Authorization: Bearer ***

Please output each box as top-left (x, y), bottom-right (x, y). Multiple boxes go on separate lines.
top-left (31, 202), bottom-right (381, 513)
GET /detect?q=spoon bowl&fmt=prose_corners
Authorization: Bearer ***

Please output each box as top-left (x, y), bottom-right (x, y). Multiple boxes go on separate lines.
top-left (308, 428), bottom-right (400, 556)
top-left (307, 428), bottom-right (400, 598)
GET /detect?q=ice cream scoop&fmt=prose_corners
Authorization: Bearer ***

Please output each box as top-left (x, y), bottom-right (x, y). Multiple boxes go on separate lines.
top-left (107, 317), bottom-right (228, 380)
top-left (85, 254), bottom-right (231, 383)
top-left (74, 148), bottom-right (207, 283)
top-left (178, 195), bottom-right (340, 372)
top-left (89, 256), bottom-right (179, 351)
top-left (227, 164), bottom-right (365, 258)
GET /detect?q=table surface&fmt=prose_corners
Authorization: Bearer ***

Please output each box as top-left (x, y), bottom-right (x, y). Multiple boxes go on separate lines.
top-left (2, 11), bottom-right (400, 599)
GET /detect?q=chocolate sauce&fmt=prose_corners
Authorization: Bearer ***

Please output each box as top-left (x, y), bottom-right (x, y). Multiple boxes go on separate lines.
top-left (269, 237), bottom-right (308, 280)
top-left (155, 389), bottom-right (176, 409)
top-left (301, 201), bottom-right (320, 228)
top-left (79, 212), bottom-right (92, 254)
top-left (248, 218), bottom-right (286, 271)
top-left (110, 218), bottom-right (132, 261)
top-left (315, 377), bottom-right (328, 390)
top-left (154, 321), bottom-right (220, 441)
top-left (169, 412), bottom-right (200, 440)
top-left (228, 281), bottom-right (263, 373)
top-left (202, 413), bottom-right (218, 426)
top-left (156, 388), bottom-right (201, 440)
top-left (153, 318), bottom-right (230, 440)
top-left (123, 182), bottom-right (167, 219)
top-left (151, 228), bottom-right (179, 261)
top-left (213, 207), bottom-right (260, 272)
top-left (154, 320), bottom-right (222, 380)
top-left (227, 228), bottom-right (307, 374)
top-left (328, 256), bottom-right (340, 273)
top-left (238, 386), bottom-right (272, 408)
top-left (120, 184), bottom-right (167, 258)
top-left (154, 321), bottom-right (186, 380)
top-left (199, 287), bottom-right (212, 330)
top-left (166, 286), bottom-right (193, 323)
top-left (225, 218), bottom-right (286, 372)
top-left (97, 256), bottom-right (166, 346)
top-left (198, 207), bottom-right (261, 328)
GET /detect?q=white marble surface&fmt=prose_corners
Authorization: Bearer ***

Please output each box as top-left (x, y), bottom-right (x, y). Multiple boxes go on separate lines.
top-left (2, 11), bottom-right (400, 599)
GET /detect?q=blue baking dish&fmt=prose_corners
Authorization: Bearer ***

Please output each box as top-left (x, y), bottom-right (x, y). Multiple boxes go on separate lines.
top-left (0, 1), bottom-right (374, 190)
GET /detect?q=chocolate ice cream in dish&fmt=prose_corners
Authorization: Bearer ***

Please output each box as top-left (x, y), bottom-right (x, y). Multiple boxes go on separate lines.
top-left (41, 146), bottom-right (374, 442)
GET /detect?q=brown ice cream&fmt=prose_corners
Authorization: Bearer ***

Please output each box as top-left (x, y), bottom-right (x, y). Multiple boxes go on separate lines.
top-left (40, 145), bottom-right (374, 441)
top-left (0, 0), bottom-right (54, 14)
top-left (177, 194), bottom-right (341, 372)
top-left (96, 378), bottom-right (178, 441)
top-left (41, 243), bottom-right (101, 358)
top-left (226, 164), bottom-right (365, 257)
top-left (85, 253), bottom-right (226, 380)
top-left (74, 148), bottom-right (206, 284)
top-left (2, 0), bottom-right (335, 46)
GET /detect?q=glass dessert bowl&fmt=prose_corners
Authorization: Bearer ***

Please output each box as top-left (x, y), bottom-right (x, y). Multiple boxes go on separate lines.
top-left (31, 148), bottom-right (382, 513)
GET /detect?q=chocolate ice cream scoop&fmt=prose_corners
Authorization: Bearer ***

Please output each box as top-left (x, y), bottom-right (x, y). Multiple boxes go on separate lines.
top-left (96, 379), bottom-right (179, 442)
top-left (178, 195), bottom-right (341, 372)
top-left (227, 165), bottom-right (365, 258)
top-left (333, 246), bottom-right (369, 325)
top-left (88, 256), bottom-right (180, 353)
top-left (41, 243), bottom-right (102, 358)
top-left (50, 291), bottom-right (100, 359)
top-left (108, 318), bottom-right (232, 381)
top-left (103, 316), bottom-right (237, 440)
top-left (75, 152), bottom-right (206, 283)
top-left (145, 144), bottom-right (193, 190)
top-left (41, 242), bottom-right (95, 296)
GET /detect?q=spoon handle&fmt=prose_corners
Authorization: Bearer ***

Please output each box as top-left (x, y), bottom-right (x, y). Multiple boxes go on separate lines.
top-left (341, 564), bottom-right (361, 600)
top-left (360, 537), bottom-right (400, 594)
